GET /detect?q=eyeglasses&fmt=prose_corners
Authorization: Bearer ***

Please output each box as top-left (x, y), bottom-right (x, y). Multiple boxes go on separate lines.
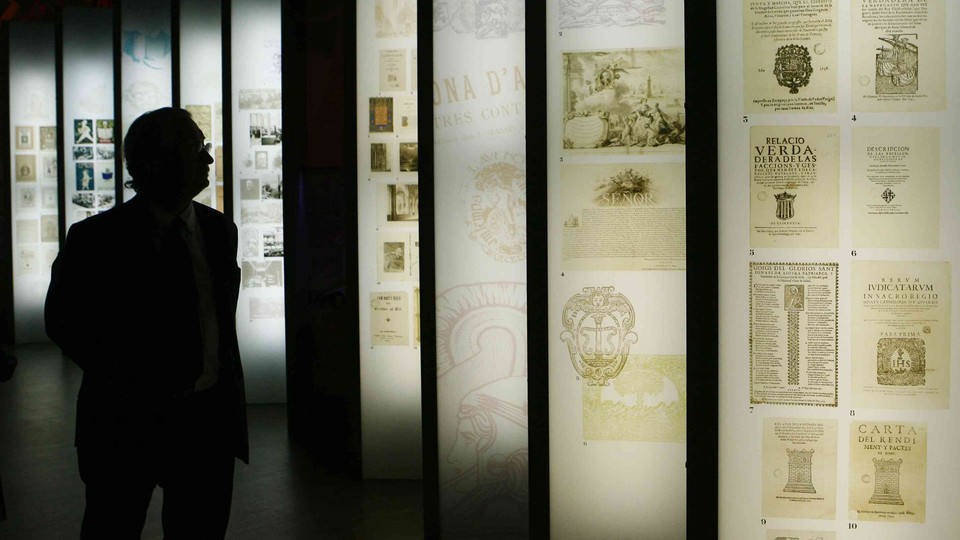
top-left (183, 141), bottom-right (214, 155)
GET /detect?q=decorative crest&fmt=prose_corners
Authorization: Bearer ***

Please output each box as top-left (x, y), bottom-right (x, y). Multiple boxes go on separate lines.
top-left (560, 286), bottom-right (638, 386)
top-left (774, 44), bottom-right (813, 94)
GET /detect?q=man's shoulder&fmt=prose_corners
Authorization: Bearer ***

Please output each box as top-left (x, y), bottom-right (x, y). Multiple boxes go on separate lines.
top-left (192, 200), bottom-right (228, 221)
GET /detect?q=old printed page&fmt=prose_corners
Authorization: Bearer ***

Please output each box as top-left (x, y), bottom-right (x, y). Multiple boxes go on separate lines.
top-left (750, 125), bottom-right (839, 248)
top-left (560, 162), bottom-right (685, 271)
top-left (750, 263), bottom-right (838, 406)
top-left (849, 421), bottom-right (926, 522)
top-left (743, 0), bottom-right (837, 113)
top-left (852, 261), bottom-right (950, 410)
top-left (852, 127), bottom-right (940, 249)
top-left (761, 418), bottom-right (837, 519)
top-left (851, 0), bottom-right (946, 112)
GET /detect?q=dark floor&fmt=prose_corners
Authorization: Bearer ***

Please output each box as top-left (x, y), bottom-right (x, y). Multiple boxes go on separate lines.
top-left (0, 343), bottom-right (423, 539)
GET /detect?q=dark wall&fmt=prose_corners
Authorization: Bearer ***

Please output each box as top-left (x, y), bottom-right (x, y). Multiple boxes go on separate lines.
top-left (283, 0), bottom-right (361, 476)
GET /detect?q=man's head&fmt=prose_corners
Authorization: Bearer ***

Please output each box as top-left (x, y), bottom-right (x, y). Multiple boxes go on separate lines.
top-left (123, 107), bottom-right (212, 211)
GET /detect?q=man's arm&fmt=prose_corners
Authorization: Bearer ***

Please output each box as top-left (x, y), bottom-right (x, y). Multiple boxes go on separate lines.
top-left (45, 222), bottom-right (95, 369)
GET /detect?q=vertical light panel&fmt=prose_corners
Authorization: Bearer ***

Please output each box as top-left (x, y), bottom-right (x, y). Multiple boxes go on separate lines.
top-left (231, 0), bottom-right (286, 403)
top-left (356, 0), bottom-right (422, 478)
top-left (433, 2), bottom-right (528, 536)
top-left (62, 8), bottom-right (115, 231)
top-left (180, 0), bottom-right (224, 211)
top-left (120, 0), bottom-right (172, 202)
top-left (8, 23), bottom-right (58, 343)
top-left (546, 1), bottom-right (688, 537)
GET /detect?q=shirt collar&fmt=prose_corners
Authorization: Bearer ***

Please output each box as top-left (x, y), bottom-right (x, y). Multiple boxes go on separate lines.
top-left (145, 199), bottom-right (198, 235)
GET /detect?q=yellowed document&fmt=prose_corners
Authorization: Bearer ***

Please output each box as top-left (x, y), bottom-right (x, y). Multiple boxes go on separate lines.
top-left (370, 291), bottom-right (409, 346)
top-left (852, 261), bottom-right (950, 410)
top-left (750, 126), bottom-right (839, 248)
top-left (379, 48), bottom-right (407, 92)
top-left (761, 418), bottom-right (837, 519)
top-left (852, 127), bottom-right (940, 249)
top-left (743, 0), bottom-right (837, 113)
top-left (562, 48), bottom-right (685, 155)
top-left (750, 263), bottom-right (838, 406)
top-left (560, 162), bottom-right (685, 271)
top-left (851, 0), bottom-right (945, 112)
top-left (767, 531), bottom-right (835, 540)
top-left (582, 355), bottom-right (685, 442)
top-left (849, 421), bottom-right (926, 522)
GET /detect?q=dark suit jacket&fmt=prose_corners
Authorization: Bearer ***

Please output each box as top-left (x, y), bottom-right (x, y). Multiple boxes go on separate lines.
top-left (45, 196), bottom-right (248, 463)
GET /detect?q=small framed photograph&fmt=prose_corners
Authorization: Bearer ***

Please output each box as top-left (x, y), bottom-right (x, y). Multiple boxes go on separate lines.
top-left (74, 119), bottom-right (95, 144)
top-left (399, 142), bottom-right (418, 172)
top-left (255, 150), bottom-right (268, 170)
top-left (16, 126), bottom-right (34, 150)
top-left (15, 155), bottom-right (37, 182)
top-left (39, 126), bottom-right (57, 150)
top-left (96, 120), bottom-right (114, 144)
top-left (42, 155), bottom-right (58, 180)
top-left (16, 186), bottom-right (37, 212)
top-left (73, 145), bottom-right (94, 161)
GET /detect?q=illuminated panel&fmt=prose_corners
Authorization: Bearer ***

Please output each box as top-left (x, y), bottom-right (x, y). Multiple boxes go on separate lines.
top-left (433, 2), bottom-right (528, 535)
top-left (546, 1), bottom-right (688, 537)
top-left (8, 23), bottom-right (58, 343)
top-left (231, 0), bottom-right (286, 402)
top-left (120, 0), bottom-right (172, 202)
top-left (718, 1), bottom-right (960, 538)
top-left (180, 0), bottom-right (224, 211)
top-left (62, 8), bottom-right (115, 231)
top-left (356, 0), bottom-right (422, 478)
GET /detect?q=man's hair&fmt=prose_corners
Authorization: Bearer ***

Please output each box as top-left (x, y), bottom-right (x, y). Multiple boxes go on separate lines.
top-left (123, 107), bottom-right (194, 192)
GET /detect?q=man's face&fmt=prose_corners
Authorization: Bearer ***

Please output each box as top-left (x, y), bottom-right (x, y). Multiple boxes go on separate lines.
top-left (175, 119), bottom-right (213, 201)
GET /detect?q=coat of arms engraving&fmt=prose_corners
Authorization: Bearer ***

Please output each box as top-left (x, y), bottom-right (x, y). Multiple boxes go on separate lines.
top-left (774, 44), bottom-right (813, 94)
top-left (560, 286), bottom-right (638, 386)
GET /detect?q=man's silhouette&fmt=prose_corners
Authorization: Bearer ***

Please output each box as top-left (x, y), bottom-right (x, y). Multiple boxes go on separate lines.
top-left (46, 107), bottom-right (247, 538)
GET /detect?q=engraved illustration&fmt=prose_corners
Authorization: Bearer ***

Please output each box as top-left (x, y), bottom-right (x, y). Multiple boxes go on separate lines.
top-left (784, 449), bottom-right (816, 494)
top-left (436, 283), bottom-right (528, 538)
top-left (377, 0), bottom-right (416, 38)
top-left (238, 89), bottom-right (282, 110)
top-left (432, 0), bottom-right (524, 37)
top-left (582, 355), bottom-right (685, 442)
top-left (15, 155), bottom-right (37, 182)
top-left (876, 34), bottom-right (918, 95)
top-left (562, 48), bottom-right (684, 153)
top-left (774, 191), bottom-right (796, 220)
top-left (15, 126), bottom-right (33, 150)
top-left (464, 156), bottom-right (526, 263)
top-left (39, 126), bottom-right (57, 151)
top-left (592, 168), bottom-right (652, 206)
top-left (560, 286), bottom-right (638, 386)
top-left (369, 97), bottom-right (394, 133)
top-left (386, 184), bottom-right (419, 221)
top-left (876, 338), bottom-right (925, 386)
top-left (869, 458), bottom-right (904, 505)
top-left (774, 45), bottom-right (813, 94)
top-left (383, 241), bottom-right (405, 273)
top-left (559, 0), bottom-right (666, 29)
top-left (42, 156), bottom-right (57, 181)
top-left (881, 187), bottom-right (895, 204)
top-left (399, 142), bottom-right (418, 172)
top-left (768, 535), bottom-right (837, 540)
top-left (784, 285), bottom-right (804, 386)
top-left (371, 143), bottom-right (391, 172)
top-left (123, 80), bottom-right (162, 111)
